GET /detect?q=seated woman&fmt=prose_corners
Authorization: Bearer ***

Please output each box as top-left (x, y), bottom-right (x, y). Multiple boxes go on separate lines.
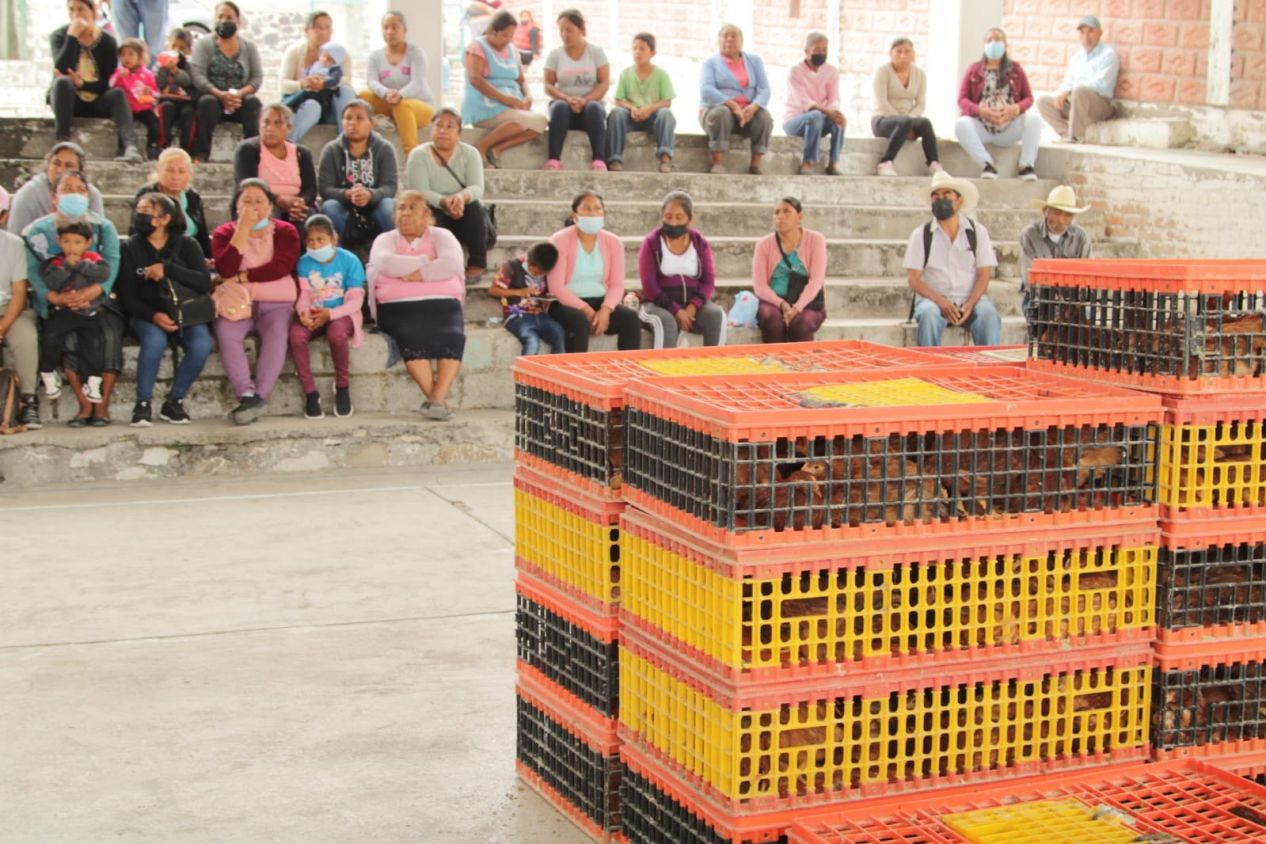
top-left (131, 148), bottom-right (213, 259)
top-left (636, 191), bottom-right (724, 348)
top-left (211, 179), bottom-right (301, 426)
top-left (462, 9), bottom-right (546, 168)
top-left (317, 100), bottom-right (400, 241)
top-left (367, 191), bottom-right (466, 422)
top-left (954, 28), bottom-right (1041, 180)
top-left (872, 37), bottom-right (941, 176)
top-left (360, 11), bottom-right (436, 158)
top-left (751, 197), bottom-right (827, 343)
top-left (784, 31), bottom-right (845, 176)
top-left (406, 108), bottom-right (488, 280)
top-left (48, 0), bottom-right (141, 162)
top-left (280, 11), bottom-right (357, 145)
top-left (22, 170), bottom-right (123, 426)
top-left (233, 104), bottom-right (318, 227)
top-left (7, 142), bottom-right (105, 235)
top-left (546, 191), bottom-right (640, 353)
top-left (700, 25), bottom-right (772, 175)
top-left (117, 191), bottom-right (213, 426)
top-left (542, 9), bottom-right (609, 171)
top-left (189, 2), bottom-right (263, 162)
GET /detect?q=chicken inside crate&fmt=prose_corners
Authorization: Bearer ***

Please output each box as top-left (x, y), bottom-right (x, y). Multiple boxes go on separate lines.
top-left (514, 381), bottom-right (625, 489)
top-left (1153, 658), bottom-right (1266, 750)
top-left (1028, 283), bottom-right (1266, 381)
top-left (1159, 533), bottom-right (1266, 633)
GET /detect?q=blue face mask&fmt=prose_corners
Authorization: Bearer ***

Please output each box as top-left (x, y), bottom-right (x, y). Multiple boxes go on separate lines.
top-left (57, 194), bottom-right (89, 219)
top-left (307, 245), bottom-right (336, 263)
top-left (251, 217), bottom-right (271, 232)
top-left (984, 41), bottom-right (1005, 61)
top-left (576, 216), bottom-right (604, 236)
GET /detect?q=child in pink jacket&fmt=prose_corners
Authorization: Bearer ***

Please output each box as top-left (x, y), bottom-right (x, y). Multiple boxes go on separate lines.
top-left (111, 37), bottom-right (162, 159)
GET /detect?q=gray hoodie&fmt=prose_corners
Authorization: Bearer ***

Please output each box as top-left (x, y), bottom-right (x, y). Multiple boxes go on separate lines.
top-left (317, 132), bottom-right (400, 206)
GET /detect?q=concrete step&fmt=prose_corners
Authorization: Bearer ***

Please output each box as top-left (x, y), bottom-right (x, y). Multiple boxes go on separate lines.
top-left (1084, 117), bottom-right (1192, 149)
top-left (0, 409), bottom-right (513, 487)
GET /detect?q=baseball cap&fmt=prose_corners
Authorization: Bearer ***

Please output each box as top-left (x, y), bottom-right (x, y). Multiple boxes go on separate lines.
top-left (1077, 15), bottom-right (1102, 30)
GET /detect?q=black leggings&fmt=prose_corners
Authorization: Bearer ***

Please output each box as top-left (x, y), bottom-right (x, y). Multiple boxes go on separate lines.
top-left (192, 94), bottom-right (261, 160)
top-left (134, 109), bottom-right (161, 150)
top-left (872, 115), bottom-right (939, 165)
top-left (430, 202), bottom-right (488, 270)
top-left (50, 78), bottom-right (136, 150)
top-left (547, 100), bottom-right (606, 161)
top-left (549, 297), bottom-right (640, 353)
top-left (161, 99), bottom-right (195, 149)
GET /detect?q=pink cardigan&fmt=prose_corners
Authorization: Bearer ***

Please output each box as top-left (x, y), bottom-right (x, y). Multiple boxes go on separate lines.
top-left (546, 226), bottom-right (625, 311)
top-left (366, 227), bottom-right (465, 318)
top-left (751, 228), bottom-right (828, 311)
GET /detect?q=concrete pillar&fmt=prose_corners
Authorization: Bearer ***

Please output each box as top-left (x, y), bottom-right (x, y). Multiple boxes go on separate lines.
top-left (925, 0), bottom-right (1002, 160)
top-left (1208, 0), bottom-right (1233, 107)
top-left (392, 0), bottom-right (444, 107)
top-left (826, 0), bottom-right (841, 68)
top-left (608, 0), bottom-right (620, 55)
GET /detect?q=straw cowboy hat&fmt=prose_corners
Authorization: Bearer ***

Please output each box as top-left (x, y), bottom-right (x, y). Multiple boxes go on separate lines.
top-left (925, 170), bottom-right (978, 216)
top-left (1031, 185), bottom-right (1090, 214)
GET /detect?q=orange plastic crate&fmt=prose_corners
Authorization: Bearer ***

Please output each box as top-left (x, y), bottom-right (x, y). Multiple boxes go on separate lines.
top-left (513, 340), bottom-right (947, 499)
top-left (1159, 394), bottom-right (1266, 521)
top-left (1152, 636), bottom-right (1266, 761)
top-left (917, 345), bottom-right (1028, 366)
top-left (786, 758), bottom-right (1266, 843)
top-left (1157, 516), bottom-right (1266, 642)
top-left (620, 508), bottom-right (1156, 683)
top-left (621, 366), bottom-right (1161, 547)
top-left (1026, 257), bottom-right (1266, 395)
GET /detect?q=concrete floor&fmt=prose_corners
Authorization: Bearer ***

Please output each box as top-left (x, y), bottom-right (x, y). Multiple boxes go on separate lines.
top-left (0, 464), bottom-right (590, 843)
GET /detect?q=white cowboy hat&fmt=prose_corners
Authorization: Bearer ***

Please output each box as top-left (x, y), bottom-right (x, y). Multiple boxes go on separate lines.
top-left (925, 170), bottom-right (979, 216)
top-left (1031, 185), bottom-right (1090, 214)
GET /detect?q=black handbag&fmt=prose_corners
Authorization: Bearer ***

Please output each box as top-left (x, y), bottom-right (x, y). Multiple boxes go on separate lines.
top-left (159, 274), bottom-right (216, 327)
top-left (438, 151), bottom-right (498, 251)
top-left (776, 234), bottom-right (825, 311)
top-left (342, 205), bottom-right (381, 258)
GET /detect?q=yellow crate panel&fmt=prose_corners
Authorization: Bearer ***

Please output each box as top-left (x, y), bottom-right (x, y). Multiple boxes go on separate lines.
top-left (1159, 420), bottom-right (1266, 510)
top-left (637, 357), bottom-right (793, 377)
top-left (619, 647), bottom-right (1151, 802)
top-left (623, 535), bottom-right (1156, 673)
top-left (514, 488), bottom-right (620, 606)
top-left (944, 798), bottom-right (1138, 844)
top-left (795, 378), bottom-right (990, 408)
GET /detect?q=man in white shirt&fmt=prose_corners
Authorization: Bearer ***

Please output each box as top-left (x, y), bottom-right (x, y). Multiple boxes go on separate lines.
top-left (0, 187), bottom-right (40, 429)
top-left (904, 171), bottom-right (1001, 347)
top-left (1037, 15), bottom-right (1120, 142)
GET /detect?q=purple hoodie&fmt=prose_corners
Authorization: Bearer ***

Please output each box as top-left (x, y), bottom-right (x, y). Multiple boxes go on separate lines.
top-left (637, 227), bottom-right (716, 313)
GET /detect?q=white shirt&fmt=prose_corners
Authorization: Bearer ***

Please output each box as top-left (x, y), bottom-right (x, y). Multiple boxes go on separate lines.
top-left (658, 239), bottom-right (699, 278)
top-left (0, 230), bottom-right (28, 309)
top-left (903, 217), bottom-right (998, 305)
top-left (1059, 42), bottom-right (1119, 99)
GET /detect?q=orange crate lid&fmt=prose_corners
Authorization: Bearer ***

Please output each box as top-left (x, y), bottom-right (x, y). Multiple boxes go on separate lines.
top-left (1030, 257), bottom-right (1266, 294)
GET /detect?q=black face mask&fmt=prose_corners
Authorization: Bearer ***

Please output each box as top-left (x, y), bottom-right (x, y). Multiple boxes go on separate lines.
top-left (809, 53), bottom-right (827, 67)
top-left (931, 198), bottom-right (956, 221)
top-left (215, 21), bottom-right (237, 39)
top-left (662, 223), bottom-right (689, 238)
top-left (132, 212), bottom-right (156, 236)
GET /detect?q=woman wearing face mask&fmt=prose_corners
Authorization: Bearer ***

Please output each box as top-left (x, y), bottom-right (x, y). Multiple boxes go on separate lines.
top-left (211, 179), bottom-right (300, 426)
top-left (6, 142), bottom-right (105, 235)
top-left (751, 197), bottom-right (827, 344)
top-left (954, 28), bottom-right (1041, 180)
top-left (189, 1), bottom-right (263, 163)
top-left (872, 37), bottom-right (941, 177)
top-left (117, 192), bottom-right (213, 427)
top-left (636, 191), bottom-right (724, 348)
top-left (131, 148), bottom-right (213, 259)
top-left (546, 191), bottom-right (640, 353)
top-left (22, 170), bottom-right (124, 426)
top-left (784, 32), bottom-right (845, 176)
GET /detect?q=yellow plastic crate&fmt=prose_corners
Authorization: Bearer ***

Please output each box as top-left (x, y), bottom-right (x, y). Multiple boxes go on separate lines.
top-left (943, 798), bottom-right (1136, 843)
top-left (618, 632), bottom-right (1151, 809)
top-left (622, 512), bottom-right (1156, 681)
top-left (1158, 395), bottom-right (1266, 518)
top-left (513, 467), bottom-right (623, 614)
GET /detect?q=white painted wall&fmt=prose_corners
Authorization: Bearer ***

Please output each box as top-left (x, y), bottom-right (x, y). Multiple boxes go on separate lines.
top-left (926, 0), bottom-right (1002, 170)
top-left (392, 0), bottom-right (445, 107)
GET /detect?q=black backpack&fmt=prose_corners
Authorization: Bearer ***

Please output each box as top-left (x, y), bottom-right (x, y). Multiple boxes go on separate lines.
top-left (907, 219), bottom-right (978, 321)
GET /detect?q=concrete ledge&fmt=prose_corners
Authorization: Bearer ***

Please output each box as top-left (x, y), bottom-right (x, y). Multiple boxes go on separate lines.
top-left (1084, 116), bottom-right (1192, 150)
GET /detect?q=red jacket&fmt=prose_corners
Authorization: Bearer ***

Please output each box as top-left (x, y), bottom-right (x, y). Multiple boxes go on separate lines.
top-left (957, 60), bottom-right (1033, 117)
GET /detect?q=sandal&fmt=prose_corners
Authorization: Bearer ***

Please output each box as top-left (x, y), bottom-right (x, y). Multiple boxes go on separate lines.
top-left (485, 148), bottom-right (501, 169)
top-left (91, 416), bottom-right (112, 427)
top-left (67, 416), bottom-right (90, 428)
top-left (658, 159), bottom-right (673, 173)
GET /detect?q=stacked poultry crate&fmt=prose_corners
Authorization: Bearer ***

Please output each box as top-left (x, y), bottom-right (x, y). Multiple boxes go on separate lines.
top-left (511, 340), bottom-right (947, 842)
top-left (614, 366), bottom-right (1163, 843)
top-left (1026, 258), bottom-right (1266, 783)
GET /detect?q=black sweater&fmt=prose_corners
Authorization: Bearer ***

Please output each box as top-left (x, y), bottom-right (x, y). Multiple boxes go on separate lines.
top-left (130, 183), bottom-right (213, 258)
top-left (232, 137), bottom-right (319, 214)
top-left (50, 25), bottom-right (117, 99)
top-left (117, 233), bottom-right (213, 323)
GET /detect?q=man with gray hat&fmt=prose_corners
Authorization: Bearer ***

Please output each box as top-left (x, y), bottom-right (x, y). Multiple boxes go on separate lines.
top-left (1037, 15), bottom-right (1119, 142)
top-left (1019, 185), bottom-right (1093, 325)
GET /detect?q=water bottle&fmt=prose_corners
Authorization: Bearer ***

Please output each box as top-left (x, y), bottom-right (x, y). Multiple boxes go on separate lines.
top-left (225, 88), bottom-right (237, 115)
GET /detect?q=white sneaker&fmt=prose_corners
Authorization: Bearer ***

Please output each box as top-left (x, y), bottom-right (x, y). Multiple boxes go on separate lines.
top-left (39, 371), bottom-right (62, 399)
top-left (928, 161), bottom-right (945, 175)
top-left (876, 161), bottom-right (897, 177)
top-left (85, 375), bottom-right (103, 403)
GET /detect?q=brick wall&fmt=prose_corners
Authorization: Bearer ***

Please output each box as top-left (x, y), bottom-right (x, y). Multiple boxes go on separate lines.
top-left (1001, 0), bottom-right (1211, 106)
top-left (1232, 0), bottom-right (1266, 108)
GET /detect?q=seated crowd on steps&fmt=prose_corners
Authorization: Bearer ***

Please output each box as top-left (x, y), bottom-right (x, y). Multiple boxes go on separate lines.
top-left (0, 3), bottom-right (1110, 433)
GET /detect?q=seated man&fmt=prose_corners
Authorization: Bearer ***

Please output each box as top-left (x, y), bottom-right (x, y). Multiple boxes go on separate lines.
top-left (904, 171), bottom-right (1000, 347)
top-left (1019, 185), bottom-right (1092, 325)
top-left (1037, 15), bottom-right (1119, 143)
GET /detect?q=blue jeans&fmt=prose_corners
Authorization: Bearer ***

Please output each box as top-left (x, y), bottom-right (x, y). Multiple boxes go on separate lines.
top-left (605, 107), bottom-right (677, 163)
top-left (290, 85), bottom-right (358, 144)
top-left (505, 313), bottom-right (566, 355)
top-left (321, 198), bottom-right (397, 239)
top-left (130, 318), bottom-right (213, 402)
top-left (784, 111), bottom-right (844, 165)
top-left (113, 0), bottom-right (167, 63)
top-left (913, 295), bottom-right (1001, 347)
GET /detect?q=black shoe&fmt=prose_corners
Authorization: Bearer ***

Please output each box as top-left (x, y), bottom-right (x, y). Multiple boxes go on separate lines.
top-left (1017, 165), bottom-right (1038, 181)
top-left (130, 400), bottom-right (153, 428)
top-left (67, 416), bottom-right (90, 428)
top-left (90, 415), bottom-right (111, 427)
top-left (160, 398), bottom-right (191, 424)
top-left (981, 163), bottom-right (999, 179)
top-left (231, 394), bottom-right (267, 426)
top-left (334, 386), bottom-right (353, 418)
top-left (18, 394), bottom-right (40, 430)
top-left (303, 391), bottom-right (324, 420)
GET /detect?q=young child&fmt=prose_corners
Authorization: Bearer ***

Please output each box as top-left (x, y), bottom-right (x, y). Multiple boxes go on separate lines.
top-left (283, 42), bottom-right (347, 116)
top-left (111, 38), bottom-right (162, 160)
top-left (609, 32), bottom-right (677, 172)
top-left (39, 222), bottom-right (111, 403)
top-left (289, 215), bottom-right (366, 419)
top-left (488, 242), bottom-right (565, 356)
top-left (156, 29), bottom-right (195, 150)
